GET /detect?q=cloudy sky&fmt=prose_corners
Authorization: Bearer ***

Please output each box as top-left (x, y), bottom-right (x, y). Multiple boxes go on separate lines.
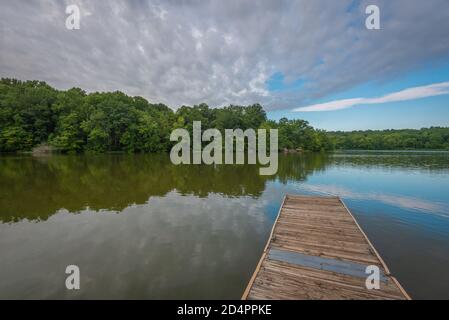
top-left (1, 0), bottom-right (449, 130)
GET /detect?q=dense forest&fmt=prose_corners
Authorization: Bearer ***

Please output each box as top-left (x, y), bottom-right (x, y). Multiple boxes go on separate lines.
top-left (329, 128), bottom-right (449, 150)
top-left (0, 78), bottom-right (331, 153)
top-left (1, 78), bottom-right (448, 153)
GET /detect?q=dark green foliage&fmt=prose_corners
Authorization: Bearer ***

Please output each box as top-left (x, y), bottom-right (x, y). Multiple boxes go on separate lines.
top-left (275, 118), bottom-right (332, 152)
top-left (329, 128), bottom-right (449, 150)
top-left (214, 104), bottom-right (267, 130)
top-left (0, 79), bottom-right (57, 151)
top-left (20, 78), bottom-right (449, 153)
top-left (0, 78), bottom-right (334, 153)
top-left (1, 79), bottom-right (176, 153)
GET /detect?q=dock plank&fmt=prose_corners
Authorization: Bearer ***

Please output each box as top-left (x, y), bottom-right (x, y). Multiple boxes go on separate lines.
top-left (242, 194), bottom-right (410, 300)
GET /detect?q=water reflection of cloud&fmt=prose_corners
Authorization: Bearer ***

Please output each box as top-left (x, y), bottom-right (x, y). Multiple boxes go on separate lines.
top-left (297, 184), bottom-right (449, 217)
top-left (0, 191), bottom-right (272, 299)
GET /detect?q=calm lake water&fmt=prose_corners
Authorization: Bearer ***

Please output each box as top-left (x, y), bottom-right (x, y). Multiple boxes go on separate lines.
top-left (1, 152), bottom-right (449, 299)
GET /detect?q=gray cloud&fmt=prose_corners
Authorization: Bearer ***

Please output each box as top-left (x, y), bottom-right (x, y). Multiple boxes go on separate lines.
top-left (1, 0), bottom-right (449, 110)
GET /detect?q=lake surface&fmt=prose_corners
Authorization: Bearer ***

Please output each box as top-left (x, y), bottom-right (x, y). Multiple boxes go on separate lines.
top-left (1, 152), bottom-right (449, 299)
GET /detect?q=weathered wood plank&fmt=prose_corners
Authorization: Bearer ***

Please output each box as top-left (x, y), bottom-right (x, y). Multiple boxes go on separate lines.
top-left (263, 260), bottom-right (403, 298)
top-left (242, 194), bottom-right (411, 300)
top-left (272, 234), bottom-right (373, 255)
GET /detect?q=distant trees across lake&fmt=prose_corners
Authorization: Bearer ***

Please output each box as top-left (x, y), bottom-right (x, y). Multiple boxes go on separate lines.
top-left (0, 78), bottom-right (448, 153)
top-left (0, 78), bottom-right (331, 153)
top-left (329, 128), bottom-right (449, 150)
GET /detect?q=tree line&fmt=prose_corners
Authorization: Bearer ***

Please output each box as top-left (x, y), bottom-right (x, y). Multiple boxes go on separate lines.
top-left (328, 128), bottom-right (449, 150)
top-left (0, 78), bottom-right (331, 153)
top-left (1, 78), bottom-right (448, 153)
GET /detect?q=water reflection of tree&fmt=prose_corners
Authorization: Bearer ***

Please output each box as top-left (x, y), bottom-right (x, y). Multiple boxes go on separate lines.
top-left (330, 153), bottom-right (449, 172)
top-left (0, 153), bottom-right (326, 222)
top-left (3, 152), bottom-right (447, 222)
top-left (275, 153), bottom-right (329, 184)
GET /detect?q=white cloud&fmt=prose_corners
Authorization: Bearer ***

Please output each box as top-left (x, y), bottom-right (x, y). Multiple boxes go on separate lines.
top-left (1, 0), bottom-right (449, 109)
top-left (294, 82), bottom-right (449, 112)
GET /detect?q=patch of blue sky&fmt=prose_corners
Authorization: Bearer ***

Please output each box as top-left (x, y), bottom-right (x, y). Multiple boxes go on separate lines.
top-left (266, 72), bottom-right (305, 92)
top-left (345, 0), bottom-right (362, 13)
top-left (317, 60), bottom-right (449, 103)
top-left (267, 61), bottom-right (449, 131)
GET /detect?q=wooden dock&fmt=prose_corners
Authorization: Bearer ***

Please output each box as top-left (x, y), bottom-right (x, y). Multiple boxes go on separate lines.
top-left (242, 194), bottom-right (410, 300)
